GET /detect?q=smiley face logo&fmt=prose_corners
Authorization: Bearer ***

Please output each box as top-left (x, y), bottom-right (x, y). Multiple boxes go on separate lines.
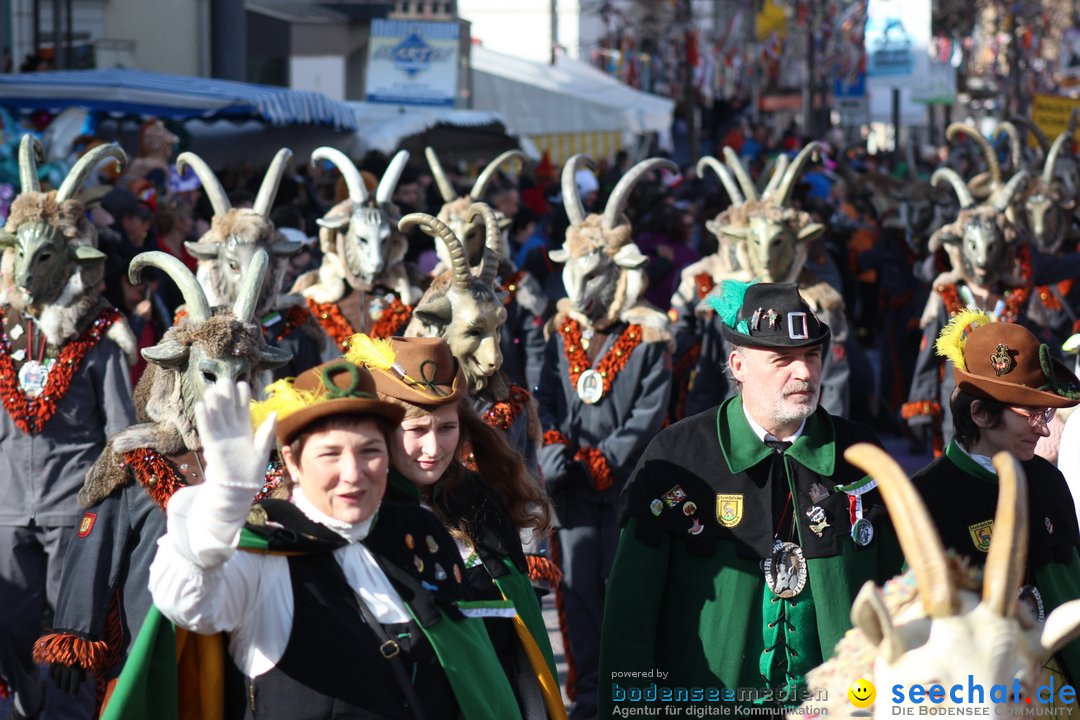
top-left (848, 678), bottom-right (876, 708)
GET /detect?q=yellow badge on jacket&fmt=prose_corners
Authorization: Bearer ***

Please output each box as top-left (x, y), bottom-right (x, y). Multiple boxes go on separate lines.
top-left (968, 519), bottom-right (994, 552)
top-left (716, 494), bottom-right (743, 528)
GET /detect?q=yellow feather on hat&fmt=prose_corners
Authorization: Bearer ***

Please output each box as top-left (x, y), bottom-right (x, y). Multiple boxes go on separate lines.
top-left (250, 378), bottom-right (321, 429)
top-left (344, 333), bottom-right (397, 371)
top-left (934, 309), bottom-right (991, 372)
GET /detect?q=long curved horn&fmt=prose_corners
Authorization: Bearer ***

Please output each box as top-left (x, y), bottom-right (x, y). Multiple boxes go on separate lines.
top-left (774, 141), bottom-right (823, 206)
top-left (253, 148), bottom-right (293, 218)
top-left (19, 135), bottom-right (43, 194)
top-left (129, 251), bottom-right (210, 323)
top-left (982, 452), bottom-right (1028, 618)
top-left (994, 170), bottom-right (1029, 213)
top-left (844, 443), bottom-right (958, 618)
top-left (469, 149), bottom-right (526, 200)
top-left (1043, 132), bottom-right (1070, 185)
top-left (400, 212), bottom-right (470, 291)
top-left (56, 143), bottom-right (127, 203)
top-left (948, 122), bottom-right (1001, 190)
top-left (561, 154), bottom-right (591, 226)
top-left (312, 146), bottom-right (366, 203)
top-left (602, 157), bottom-right (678, 230)
top-left (468, 202), bottom-right (501, 287)
top-left (762, 153), bottom-right (790, 198)
top-left (1010, 116), bottom-right (1050, 155)
top-left (232, 248), bottom-right (269, 323)
top-left (1069, 108), bottom-right (1080, 138)
top-left (722, 147), bottom-right (759, 201)
top-left (425, 146), bottom-right (457, 202)
top-left (932, 168), bottom-right (976, 209)
top-left (376, 150), bottom-right (410, 205)
top-left (995, 121), bottom-right (1022, 171)
top-left (696, 157), bottom-right (744, 205)
top-left (177, 152), bottom-right (231, 217)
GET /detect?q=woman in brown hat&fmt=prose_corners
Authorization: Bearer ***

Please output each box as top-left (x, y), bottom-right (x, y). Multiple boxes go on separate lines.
top-left (912, 311), bottom-right (1080, 689)
top-left (345, 334), bottom-right (563, 720)
top-left (144, 362), bottom-right (524, 720)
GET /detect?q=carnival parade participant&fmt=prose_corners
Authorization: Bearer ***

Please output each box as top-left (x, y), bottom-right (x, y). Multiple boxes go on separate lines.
top-left (349, 333), bottom-right (564, 719)
top-left (912, 312), bottom-right (1080, 689)
top-left (0, 138), bottom-right (137, 720)
top-left (599, 281), bottom-right (902, 716)
top-left (144, 361), bottom-right (524, 719)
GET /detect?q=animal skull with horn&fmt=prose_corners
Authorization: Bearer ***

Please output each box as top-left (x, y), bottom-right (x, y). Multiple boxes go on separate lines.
top-left (402, 203), bottom-right (507, 392)
top-left (0, 136), bottom-right (126, 328)
top-left (929, 167), bottom-right (1030, 289)
top-left (712, 142), bottom-right (826, 284)
top-left (179, 148), bottom-right (299, 317)
top-left (425, 147), bottom-right (525, 269)
top-left (796, 445), bottom-right (1080, 718)
top-left (550, 155), bottom-right (677, 327)
top-left (305, 147), bottom-right (413, 295)
top-left (1009, 130), bottom-right (1077, 254)
top-left (947, 122), bottom-right (1007, 204)
top-left (126, 248), bottom-right (292, 451)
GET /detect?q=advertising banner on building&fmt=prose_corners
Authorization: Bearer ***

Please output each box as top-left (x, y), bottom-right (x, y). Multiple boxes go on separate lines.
top-left (365, 19), bottom-right (461, 106)
top-left (864, 0), bottom-right (929, 86)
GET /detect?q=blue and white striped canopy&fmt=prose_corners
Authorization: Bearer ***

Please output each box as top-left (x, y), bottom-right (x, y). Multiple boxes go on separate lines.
top-left (0, 68), bottom-right (357, 130)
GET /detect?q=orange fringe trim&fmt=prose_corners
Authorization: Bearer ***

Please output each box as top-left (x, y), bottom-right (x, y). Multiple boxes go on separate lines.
top-left (557, 319), bottom-right (643, 399)
top-left (121, 448), bottom-right (185, 511)
top-left (273, 305), bottom-right (311, 343)
top-left (526, 554), bottom-right (563, 586)
top-left (549, 533), bottom-right (577, 703)
top-left (501, 271), bottom-right (526, 306)
top-left (484, 384), bottom-right (531, 431)
top-left (306, 297), bottom-right (357, 352)
top-left (901, 400), bottom-right (941, 420)
top-left (543, 429), bottom-right (569, 446)
top-left (33, 633), bottom-right (110, 673)
top-left (574, 446), bottom-right (614, 491)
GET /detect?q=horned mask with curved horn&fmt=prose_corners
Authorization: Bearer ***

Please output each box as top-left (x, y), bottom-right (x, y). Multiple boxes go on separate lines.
top-left (469, 150), bottom-right (526, 200)
top-left (19, 135), bottom-right (43, 194)
top-left (932, 168), bottom-right (976, 210)
top-left (947, 122), bottom-right (1002, 191)
top-left (425, 146), bottom-right (457, 203)
top-left (401, 212), bottom-right (471, 291)
top-left (253, 148), bottom-right (293, 218)
top-left (561, 154), bottom-right (592, 226)
top-left (602, 158), bottom-right (678, 230)
top-left (772, 141), bottom-right (823, 206)
top-left (696, 156), bottom-right (745, 206)
top-left (468, 202), bottom-right (502, 288)
top-left (722, 146), bottom-right (759, 202)
top-left (312, 146), bottom-right (367, 203)
top-left (176, 152), bottom-right (231, 217)
top-left (57, 144), bottom-right (127, 203)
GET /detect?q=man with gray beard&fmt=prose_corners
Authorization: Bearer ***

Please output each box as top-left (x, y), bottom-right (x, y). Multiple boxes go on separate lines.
top-left (599, 282), bottom-right (902, 718)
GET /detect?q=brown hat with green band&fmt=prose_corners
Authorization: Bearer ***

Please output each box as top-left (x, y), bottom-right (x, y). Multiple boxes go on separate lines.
top-left (344, 334), bottom-right (465, 406)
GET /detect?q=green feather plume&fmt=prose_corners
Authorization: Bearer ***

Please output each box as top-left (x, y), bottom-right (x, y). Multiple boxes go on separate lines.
top-left (708, 280), bottom-right (756, 330)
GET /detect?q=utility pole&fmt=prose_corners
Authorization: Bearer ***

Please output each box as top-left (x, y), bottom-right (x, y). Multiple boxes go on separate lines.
top-left (680, 0), bottom-right (699, 161)
top-left (550, 0), bottom-right (558, 65)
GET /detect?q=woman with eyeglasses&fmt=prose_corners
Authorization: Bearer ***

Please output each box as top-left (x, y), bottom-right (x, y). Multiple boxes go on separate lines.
top-left (911, 312), bottom-right (1080, 691)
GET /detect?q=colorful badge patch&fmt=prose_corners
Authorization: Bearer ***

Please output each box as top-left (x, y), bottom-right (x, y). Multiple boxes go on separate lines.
top-left (662, 485), bottom-right (688, 507)
top-left (78, 512), bottom-right (96, 538)
top-left (716, 494), bottom-right (743, 528)
top-left (968, 519), bottom-right (994, 553)
top-left (649, 499), bottom-right (664, 516)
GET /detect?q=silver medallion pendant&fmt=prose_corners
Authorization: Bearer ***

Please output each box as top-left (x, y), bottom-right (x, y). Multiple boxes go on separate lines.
top-left (1018, 585), bottom-right (1045, 624)
top-left (762, 539), bottom-right (807, 598)
top-left (576, 368), bottom-right (604, 405)
top-left (851, 518), bottom-right (875, 547)
top-left (18, 359), bottom-right (54, 399)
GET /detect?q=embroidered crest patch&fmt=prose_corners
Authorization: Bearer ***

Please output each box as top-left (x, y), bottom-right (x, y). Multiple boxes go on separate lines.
top-left (716, 494), bottom-right (744, 528)
top-left (78, 512), bottom-right (96, 538)
top-left (989, 343), bottom-right (1014, 376)
top-left (968, 519), bottom-right (994, 552)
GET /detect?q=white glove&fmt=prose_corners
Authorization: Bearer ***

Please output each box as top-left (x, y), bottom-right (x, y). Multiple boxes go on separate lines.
top-left (188, 379), bottom-right (277, 552)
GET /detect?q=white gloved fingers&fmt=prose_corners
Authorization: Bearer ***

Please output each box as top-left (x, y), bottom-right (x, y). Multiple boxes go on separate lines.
top-left (253, 413), bottom-right (278, 466)
top-left (236, 381), bottom-right (252, 417)
top-left (194, 398), bottom-right (211, 440)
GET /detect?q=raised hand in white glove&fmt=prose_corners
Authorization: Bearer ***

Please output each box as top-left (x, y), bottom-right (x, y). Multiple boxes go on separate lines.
top-left (186, 378), bottom-right (277, 558)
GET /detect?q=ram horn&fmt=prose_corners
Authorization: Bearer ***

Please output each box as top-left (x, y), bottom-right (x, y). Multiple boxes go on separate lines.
top-left (376, 150), bottom-right (410, 205)
top-left (1010, 116), bottom-right (1050, 156)
top-left (57, 143), bottom-right (127, 203)
top-left (233, 248), bottom-right (269, 324)
top-left (696, 156), bottom-right (744, 206)
top-left (1043, 132), bottom-right (1071, 186)
top-left (425, 146), bottom-right (457, 202)
top-left (469, 149), bottom-right (526, 200)
top-left (561, 154), bottom-right (591, 226)
top-left (129, 251), bottom-right (210, 324)
top-left (312, 147), bottom-right (367, 203)
top-left (177, 152), bottom-right (231, 217)
top-left (845, 443), bottom-right (959, 618)
top-left (603, 157), bottom-right (678, 231)
top-left (947, 122), bottom-right (1001, 190)
top-left (774, 141), bottom-right (824, 206)
top-left (722, 147), bottom-right (759, 202)
top-left (762, 153), bottom-right (790, 198)
top-left (994, 171), bottom-right (1029, 214)
top-left (18, 135), bottom-right (43, 194)
top-left (995, 121), bottom-right (1022, 171)
top-left (400, 212), bottom-right (470, 291)
top-left (469, 202), bottom-right (502, 287)
top-left (982, 452), bottom-right (1028, 618)
top-left (932, 167), bottom-right (976, 210)
top-left (253, 148), bottom-right (293, 218)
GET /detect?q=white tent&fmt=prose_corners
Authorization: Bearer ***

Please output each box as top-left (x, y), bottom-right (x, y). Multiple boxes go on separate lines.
top-left (470, 45), bottom-right (674, 165)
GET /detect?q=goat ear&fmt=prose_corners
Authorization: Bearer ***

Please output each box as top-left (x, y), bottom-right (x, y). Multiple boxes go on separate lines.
top-left (797, 223), bottom-right (825, 244)
top-left (316, 214), bottom-right (350, 231)
top-left (1041, 599), bottom-right (1080, 660)
top-left (851, 581), bottom-right (905, 663)
top-left (270, 234), bottom-right (304, 257)
top-left (184, 240), bottom-right (220, 260)
top-left (413, 297), bottom-right (453, 330)
top-left (613, 243), bottom-right (648, 269)
top-left (719, 225), bottom-right (748, 240)
top-left (141, 340), bottom-right (189, 369)
top-left (256, 345), bottom-right (293, 371)
top-left (71, 244), bottom-right (106, 264)
top-left (0, 230), bottom-right (15, 248)
top-left (548, 246), bottom-right (570, 263)
top-left (497, 215), bottom-right (513, 231)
